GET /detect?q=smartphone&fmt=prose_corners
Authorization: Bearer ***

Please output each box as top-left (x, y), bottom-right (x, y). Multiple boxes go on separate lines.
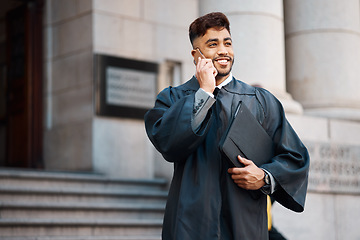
top-left (193, 48), bottom-right (205, 64)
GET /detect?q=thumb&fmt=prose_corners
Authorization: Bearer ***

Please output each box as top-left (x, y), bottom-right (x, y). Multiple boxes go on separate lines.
top-left (237, 155), bottom-right (252, 166)
top-left (213, 66), bottom-right (218, 77)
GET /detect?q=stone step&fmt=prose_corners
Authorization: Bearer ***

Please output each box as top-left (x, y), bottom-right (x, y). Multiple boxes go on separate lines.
top-left (0, 219), bottom-right (162, 237)
top-left (0, 169), bottom-right (167, 192)
top-left (0, 186), bottom-right (168, 204)
top-left (0, 237), bottom-right (161, 240)
top-left (0, 169), bottom-right (168, 239)
top-left (0, 202), bottom-right (165, 220)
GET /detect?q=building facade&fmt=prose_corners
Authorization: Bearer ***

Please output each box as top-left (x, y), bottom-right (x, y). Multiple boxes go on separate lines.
top-left (1, 0), bottom-right (360, 239)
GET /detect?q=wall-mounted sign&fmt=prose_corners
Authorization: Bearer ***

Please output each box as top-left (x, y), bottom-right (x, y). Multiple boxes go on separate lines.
top-left (94, 54), bottom-right (158, 119)
top-left (307, 141), bottom-right (360, 194)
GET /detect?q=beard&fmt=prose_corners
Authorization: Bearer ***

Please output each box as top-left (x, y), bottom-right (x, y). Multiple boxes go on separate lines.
top-left (213, 57), bottom-right (234, 77)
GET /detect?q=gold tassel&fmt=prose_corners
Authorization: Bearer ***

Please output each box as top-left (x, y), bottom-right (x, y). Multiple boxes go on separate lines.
top-left (267, 195), bottom-right (272, 231)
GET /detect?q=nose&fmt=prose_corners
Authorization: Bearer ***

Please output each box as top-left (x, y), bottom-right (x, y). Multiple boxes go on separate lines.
top-left (217, 43), bottom-right (228, 56)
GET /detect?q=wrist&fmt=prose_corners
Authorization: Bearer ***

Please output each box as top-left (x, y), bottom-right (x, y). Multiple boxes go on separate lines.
top-left (263, 170), bottom-right (271, 185)
top-left (260, 170), bottom-right (271, 194)
top-left (200, 85), bottom-right (215, 94)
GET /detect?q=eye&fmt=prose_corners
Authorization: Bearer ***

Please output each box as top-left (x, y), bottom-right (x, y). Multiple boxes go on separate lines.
top-left (209, 43), bottom-right (217, 47)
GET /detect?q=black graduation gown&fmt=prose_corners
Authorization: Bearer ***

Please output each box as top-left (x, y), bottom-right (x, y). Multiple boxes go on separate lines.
top-left (144, 77), bottom-right (309, 240)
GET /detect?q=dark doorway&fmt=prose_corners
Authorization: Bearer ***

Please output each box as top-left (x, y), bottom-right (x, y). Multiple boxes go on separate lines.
top-left (0, 0), bottom-right (43, 168)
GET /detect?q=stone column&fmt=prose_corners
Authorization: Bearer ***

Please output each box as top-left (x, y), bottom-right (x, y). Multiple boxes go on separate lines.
top-left (43, 0), bottom-right (93, 172)
top-left (199, 0), bottom-right (303, 114)
top-left (284, 0), bottom-right (360, 120)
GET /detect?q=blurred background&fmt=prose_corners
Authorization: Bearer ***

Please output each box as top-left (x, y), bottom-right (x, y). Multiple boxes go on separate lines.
top-left (0, 0), bottom-right (359, 239)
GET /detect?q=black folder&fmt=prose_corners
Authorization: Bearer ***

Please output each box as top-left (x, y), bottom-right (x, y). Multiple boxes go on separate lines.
top-left (219, 101), bottom-right (274, 168)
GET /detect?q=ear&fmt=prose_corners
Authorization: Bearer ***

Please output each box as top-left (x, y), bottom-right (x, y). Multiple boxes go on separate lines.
top-left (191, 49), bottom-right (197, 57)
top-left (191, 49), bottom-right (197, 65)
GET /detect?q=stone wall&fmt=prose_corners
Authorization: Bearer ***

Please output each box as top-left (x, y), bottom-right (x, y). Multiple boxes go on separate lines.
top-left (91, 0), bottom-right (198, 178)
top-left (272, 114), bottom-right (360, 239)
top-left (43, 0), bottom-right (198, 178)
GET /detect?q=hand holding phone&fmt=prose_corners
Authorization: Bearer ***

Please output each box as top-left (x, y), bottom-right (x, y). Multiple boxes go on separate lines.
top-left (193, 48), bottom-right (217, 93)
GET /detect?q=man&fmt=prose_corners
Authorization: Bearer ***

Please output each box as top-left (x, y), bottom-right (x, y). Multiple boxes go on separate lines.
top-left (145, 12), bottom-right (309, 240)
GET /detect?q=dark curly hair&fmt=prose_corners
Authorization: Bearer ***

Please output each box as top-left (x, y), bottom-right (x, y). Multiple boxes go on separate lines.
top-left (189, 12), bottom-right (231, 46)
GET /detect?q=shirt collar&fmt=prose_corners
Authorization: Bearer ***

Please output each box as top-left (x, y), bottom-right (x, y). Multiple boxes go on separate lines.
top-left (217, 72), bottom-right (233, 89)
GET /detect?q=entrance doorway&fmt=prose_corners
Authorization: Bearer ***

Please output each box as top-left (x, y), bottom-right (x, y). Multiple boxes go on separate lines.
top-left (0, 0), bottom-right (43, 168)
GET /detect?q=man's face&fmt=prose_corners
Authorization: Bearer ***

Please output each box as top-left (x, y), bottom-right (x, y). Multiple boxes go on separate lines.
top-left (192, 27), bottom-right (234, 80)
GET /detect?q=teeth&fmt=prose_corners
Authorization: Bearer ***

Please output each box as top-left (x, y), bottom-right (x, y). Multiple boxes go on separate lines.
top-left (218, 60), bottom-right (227, 64)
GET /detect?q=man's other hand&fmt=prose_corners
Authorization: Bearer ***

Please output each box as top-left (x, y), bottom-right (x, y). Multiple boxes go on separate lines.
top-left (227, 155), bottom-right (266, 190)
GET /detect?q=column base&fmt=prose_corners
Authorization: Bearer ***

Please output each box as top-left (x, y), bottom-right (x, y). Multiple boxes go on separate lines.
top-left (304, 107), bottom-right (360, 122)
top-left (273, 91), bottom-right (304, 115)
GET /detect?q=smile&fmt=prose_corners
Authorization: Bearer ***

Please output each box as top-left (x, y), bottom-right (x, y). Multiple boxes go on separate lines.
top-left (218, 60), bottom-right (228, 64)
top-left (215, 57), bottom-right (231, 66)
